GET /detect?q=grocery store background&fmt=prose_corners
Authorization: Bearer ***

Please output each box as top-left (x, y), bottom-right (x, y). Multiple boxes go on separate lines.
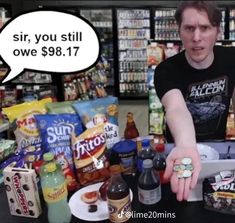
top-left (1, 0), bottom-right (235, 138)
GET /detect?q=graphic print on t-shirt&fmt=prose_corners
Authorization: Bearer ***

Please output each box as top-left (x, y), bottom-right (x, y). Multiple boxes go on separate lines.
top-left (185, 76), bottom-right (228, 137)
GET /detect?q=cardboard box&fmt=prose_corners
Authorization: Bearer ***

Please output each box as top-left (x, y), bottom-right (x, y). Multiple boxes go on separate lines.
top-left (3, 167), bottom-right (42, 218)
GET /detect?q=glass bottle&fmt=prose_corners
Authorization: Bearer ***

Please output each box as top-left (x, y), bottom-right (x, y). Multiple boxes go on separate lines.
top-left (124, 112), bottom-right (139, 139)
top-left (40, 162), bottom-right (71, 223)
top-left (107, 165), bottom-right (132, 223)
top-left (138, 159), bottom-right (161, 205)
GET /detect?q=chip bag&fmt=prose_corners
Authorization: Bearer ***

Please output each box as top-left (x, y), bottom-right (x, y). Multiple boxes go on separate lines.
top-left (2, 98), bottom-right (52, 164)
top-left (46, 101), bottom-right (76, 114)
top-left (72, 96), bottom-right (120, 149)
top-left (71, 124), bottom-right (110, 187)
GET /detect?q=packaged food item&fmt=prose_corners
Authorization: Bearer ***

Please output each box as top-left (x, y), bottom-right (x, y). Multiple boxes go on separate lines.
top-left (3, 166), bottom-right (42, 218)
top-left (110, 140), bottom-right (137, 175)
top-left (71, 124), bottom-right (110, 187)
top-left (203, 170), bottom-right (235, 215)
top-left (35, 114), bottom-right (83, 190)
top-left (35, 113), bottom-right (83, 168)
top-left (73, 96), bottom-right (120, 149)
top-left (2, 98), bottom-right (52, 164)
top-left (147, 43), bottom-right (164, 66)
top-left (46, 101), bottom-right (76, 114)
top-left (0, 139), bottom-right (16, 161)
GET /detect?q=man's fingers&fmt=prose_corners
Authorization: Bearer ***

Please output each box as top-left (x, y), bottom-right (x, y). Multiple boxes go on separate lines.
top-left (190, 158), bottom-right (201, 189)
top-left (183, 177), bottom-right (191, 200)
top-left (170, 173), bottom-right (179, 193)
top-left (163, 158), bottom-right (174, 180)
top-left (176, 178), bottom-right (184, 201)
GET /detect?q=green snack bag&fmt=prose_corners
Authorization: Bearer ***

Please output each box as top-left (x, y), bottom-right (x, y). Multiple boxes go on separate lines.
top-left (46, 101), bottom-right (76, 114)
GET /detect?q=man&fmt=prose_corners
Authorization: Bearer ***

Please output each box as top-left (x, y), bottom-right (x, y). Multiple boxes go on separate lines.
top-left (154, 1), bottom-right (235, 201)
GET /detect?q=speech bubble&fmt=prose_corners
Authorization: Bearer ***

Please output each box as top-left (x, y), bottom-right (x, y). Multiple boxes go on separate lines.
top-left (0, 10), bottom-right (101, 83)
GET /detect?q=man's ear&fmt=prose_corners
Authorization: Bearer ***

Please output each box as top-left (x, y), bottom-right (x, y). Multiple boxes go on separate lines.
top-left (216, 26), bottom-right (222, 40)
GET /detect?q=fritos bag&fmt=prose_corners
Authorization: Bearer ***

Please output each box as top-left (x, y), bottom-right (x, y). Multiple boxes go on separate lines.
top-left (71, 124), bottom-right (110, 186)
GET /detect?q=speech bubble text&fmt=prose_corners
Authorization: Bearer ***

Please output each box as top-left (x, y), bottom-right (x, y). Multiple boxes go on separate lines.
top-left (0, 10), bottom-right (101, 83)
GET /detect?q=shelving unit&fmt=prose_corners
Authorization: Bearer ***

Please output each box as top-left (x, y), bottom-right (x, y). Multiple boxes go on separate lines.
top-left (80, 9), bottom-right (114, 93)
top-left (117, 9), bottom-right (150, 98)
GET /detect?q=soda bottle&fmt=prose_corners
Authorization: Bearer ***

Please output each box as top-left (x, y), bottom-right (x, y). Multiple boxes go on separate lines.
top-left (124, 112), bottom-right (139, 139)
top-left (153, 143), bottom-right (167, 184)
top-left (107, 165), bottom-right (132, 223)
top-left (138, 159), bottom-right (161, 205)
top-left (137, 139), bottom-right (156, 172)
top-left (40, 162), bottom-right (71, 223)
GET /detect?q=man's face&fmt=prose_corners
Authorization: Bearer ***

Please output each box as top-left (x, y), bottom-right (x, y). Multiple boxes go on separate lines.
top-left (179, 7), bottom-right (220, 66)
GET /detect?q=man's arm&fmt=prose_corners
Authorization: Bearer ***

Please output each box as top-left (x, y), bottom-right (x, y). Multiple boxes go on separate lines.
top-left (161, 89), bottom-right (197, 149)
top-left (161, 88), bottom-right (201, 201)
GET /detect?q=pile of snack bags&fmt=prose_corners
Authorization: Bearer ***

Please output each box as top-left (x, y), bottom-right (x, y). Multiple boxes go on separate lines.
top-left (0, 96), bottom-right (120, 191)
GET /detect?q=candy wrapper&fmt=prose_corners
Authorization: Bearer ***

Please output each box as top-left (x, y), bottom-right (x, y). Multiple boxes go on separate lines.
top-left (73, 96), bottom-right (120, 149)
top-left (203, 170), bottom-right (235, 215)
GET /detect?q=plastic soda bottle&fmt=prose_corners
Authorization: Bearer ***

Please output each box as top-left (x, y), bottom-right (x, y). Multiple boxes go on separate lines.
top-left (153, 143), bottom-right (167, 184)
top-left (138, 159), bottom-right (161, 205)
top-left (40, 162), bottom-right (71, 223)
top-left (137, 139), bottom-right (156, 172)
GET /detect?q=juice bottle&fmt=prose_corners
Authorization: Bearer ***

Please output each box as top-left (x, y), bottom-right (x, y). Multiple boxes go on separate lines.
top-left (40, 162), bottom-right (71, 223)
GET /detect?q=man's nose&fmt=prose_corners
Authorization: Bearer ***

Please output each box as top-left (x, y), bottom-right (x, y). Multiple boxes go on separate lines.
top-left (192, 28), bottom-right (201, 42)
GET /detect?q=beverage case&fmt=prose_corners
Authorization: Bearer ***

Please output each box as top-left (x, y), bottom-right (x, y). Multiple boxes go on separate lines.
top-left (3, 166), bottom-right (42, 218)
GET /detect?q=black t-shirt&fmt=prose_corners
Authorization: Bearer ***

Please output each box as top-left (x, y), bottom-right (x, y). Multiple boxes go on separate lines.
top-left (154, 45), bottom-right (235, 142)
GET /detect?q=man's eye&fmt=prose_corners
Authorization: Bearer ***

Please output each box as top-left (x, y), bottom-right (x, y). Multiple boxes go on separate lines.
top-left (201, 26), bottom-right (209, 31)
top-left (185, 26), bottom-right (194, 32)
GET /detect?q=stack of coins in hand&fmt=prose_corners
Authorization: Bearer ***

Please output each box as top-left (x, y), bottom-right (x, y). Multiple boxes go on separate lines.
top-left (173, 158), bottom-right (193, 178)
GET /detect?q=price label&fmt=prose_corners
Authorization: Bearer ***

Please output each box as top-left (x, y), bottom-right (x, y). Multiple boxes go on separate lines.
top-left (41, 46), bottom-right (80, 57)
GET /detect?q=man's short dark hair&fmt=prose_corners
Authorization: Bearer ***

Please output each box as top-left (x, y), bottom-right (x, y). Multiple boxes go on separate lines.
top-left (175, 1), bottom-right (222, 27)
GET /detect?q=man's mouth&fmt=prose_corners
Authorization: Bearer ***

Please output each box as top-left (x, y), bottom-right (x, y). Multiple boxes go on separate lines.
top-left (192, 47), bottom-right (204, 51)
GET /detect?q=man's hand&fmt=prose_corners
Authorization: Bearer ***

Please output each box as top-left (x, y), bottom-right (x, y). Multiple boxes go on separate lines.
top-left (163, 146), bottom-right (201, 201)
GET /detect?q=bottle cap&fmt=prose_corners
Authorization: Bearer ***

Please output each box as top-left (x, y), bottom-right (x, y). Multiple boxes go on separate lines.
top-left (142, 139), bottom-right (150, 148)
top-left (43, 152), bottom-right (54, 162)
top-left (143, 159), bottom-right (153, 168)
top-left (155, 144), bottom-right (165, 153)
top-left (45, 163), bottom-right (56, 173)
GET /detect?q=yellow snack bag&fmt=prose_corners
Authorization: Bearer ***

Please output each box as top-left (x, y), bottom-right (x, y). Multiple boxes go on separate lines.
top-left (2, 98), bottom-right (52, 155)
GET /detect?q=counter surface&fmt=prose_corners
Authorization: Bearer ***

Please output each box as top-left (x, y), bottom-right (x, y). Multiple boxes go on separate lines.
top-left (1, 141), bottom-right (235, 223)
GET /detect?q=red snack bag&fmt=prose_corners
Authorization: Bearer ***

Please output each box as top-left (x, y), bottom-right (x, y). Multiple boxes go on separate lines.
top-left (71, 124), bottom-right (110, 187)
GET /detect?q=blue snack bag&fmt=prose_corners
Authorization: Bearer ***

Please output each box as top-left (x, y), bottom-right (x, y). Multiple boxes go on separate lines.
top-left (72, 96), bottom-right (120, 149)
top-left (35, 114), bottom-right (84, 170)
